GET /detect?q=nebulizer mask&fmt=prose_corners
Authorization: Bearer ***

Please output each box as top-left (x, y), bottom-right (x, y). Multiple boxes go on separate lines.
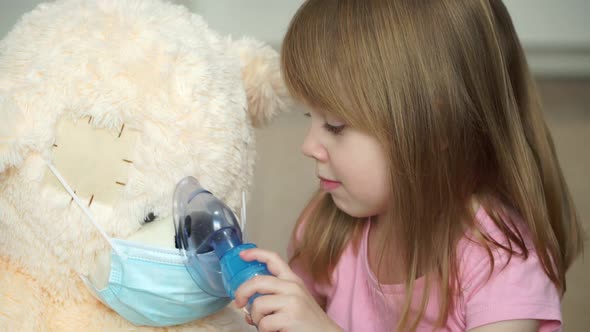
top-left (173, 176), bottom-right (270, 307)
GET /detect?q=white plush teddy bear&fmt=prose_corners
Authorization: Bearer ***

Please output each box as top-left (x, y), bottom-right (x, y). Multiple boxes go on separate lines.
top-left (0, 0), bottom-right (289, 331)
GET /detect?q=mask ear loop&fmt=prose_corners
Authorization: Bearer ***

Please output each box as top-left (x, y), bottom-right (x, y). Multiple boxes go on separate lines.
top-left (46, 161), bottom-right (124, 257)
top-left (240, 191), bottom-right (247, 242)
top-left (240, 190), bottom-right (254, 320)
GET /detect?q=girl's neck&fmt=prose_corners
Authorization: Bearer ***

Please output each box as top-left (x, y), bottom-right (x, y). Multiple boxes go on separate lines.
top-left (367, 197), bottom-right (481, 285)
top-left (367, 213), bottom-right (409, 284)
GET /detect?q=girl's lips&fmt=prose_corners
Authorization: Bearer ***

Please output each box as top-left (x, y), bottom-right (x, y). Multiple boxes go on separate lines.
top-left (320, 178), bottom-right (341, 191)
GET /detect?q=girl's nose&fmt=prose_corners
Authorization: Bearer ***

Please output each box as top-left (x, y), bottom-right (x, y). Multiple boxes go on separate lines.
top-left (301, 128), bottom-right (328, 162)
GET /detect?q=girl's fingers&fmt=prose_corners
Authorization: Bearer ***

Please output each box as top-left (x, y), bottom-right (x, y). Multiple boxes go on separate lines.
top-left (239, 248), bottom-right (299, 281)
top-left (244, 313), bottom-right (254, 326)
top-left (234, 275), bottom-right (295, 308)
top-left (249, 294), bottom-right (288, 326)
top-left (257, 312), bottom-right (289, 332)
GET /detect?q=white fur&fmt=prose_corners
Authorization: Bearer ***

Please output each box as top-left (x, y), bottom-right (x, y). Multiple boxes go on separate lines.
top-left (0, 0), bottom-right (288, 330)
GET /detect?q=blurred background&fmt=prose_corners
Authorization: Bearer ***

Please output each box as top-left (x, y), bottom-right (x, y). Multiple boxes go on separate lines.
top-left (1, 1), bottom-right (588, 330)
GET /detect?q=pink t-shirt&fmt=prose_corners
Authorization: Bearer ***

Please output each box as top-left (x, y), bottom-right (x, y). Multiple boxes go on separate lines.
top-left (291, 207), bottom-right (562, 331)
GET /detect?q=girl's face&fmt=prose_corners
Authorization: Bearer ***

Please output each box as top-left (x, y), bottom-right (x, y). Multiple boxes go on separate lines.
top-left (301, 109), bottom-right (390, 218)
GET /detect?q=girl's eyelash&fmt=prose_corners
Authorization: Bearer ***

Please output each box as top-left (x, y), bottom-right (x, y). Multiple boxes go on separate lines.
top-left (303, 112), bottom-right (345, 134)
top-left (323, 123), bottom-right (346, 135)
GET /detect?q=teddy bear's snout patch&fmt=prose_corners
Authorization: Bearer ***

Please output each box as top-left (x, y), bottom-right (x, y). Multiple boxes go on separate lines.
top-left (43, 117), bottom-right (139, 208)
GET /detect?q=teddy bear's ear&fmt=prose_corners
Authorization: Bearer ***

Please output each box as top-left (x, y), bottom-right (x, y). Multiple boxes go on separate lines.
top-left (231, 37), bottom-right (292, 127)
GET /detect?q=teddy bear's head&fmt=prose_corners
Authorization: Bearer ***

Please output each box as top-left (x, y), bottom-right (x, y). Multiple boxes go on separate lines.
top-left (0, 0), bottom-right (288, 307)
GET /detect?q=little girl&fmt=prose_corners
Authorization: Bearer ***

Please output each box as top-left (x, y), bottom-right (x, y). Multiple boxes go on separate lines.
top-left (235, 0), bottom-right (584, 331)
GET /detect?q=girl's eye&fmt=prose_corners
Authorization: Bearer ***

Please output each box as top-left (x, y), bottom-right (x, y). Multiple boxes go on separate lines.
top-left (304, 111), bottom-right (345, 134)
top-left (323, 123), bottom-right (346, 135)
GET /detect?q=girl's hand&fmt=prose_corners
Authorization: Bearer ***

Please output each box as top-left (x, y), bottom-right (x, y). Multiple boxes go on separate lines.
top-left (234, 248), bottom-right (342, 332)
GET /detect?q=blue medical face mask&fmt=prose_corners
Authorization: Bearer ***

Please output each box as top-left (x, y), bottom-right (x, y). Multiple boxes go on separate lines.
top-left (46, 163), bottom-right (234, 327)
top-left (80, 238), bottom-right (230, 326)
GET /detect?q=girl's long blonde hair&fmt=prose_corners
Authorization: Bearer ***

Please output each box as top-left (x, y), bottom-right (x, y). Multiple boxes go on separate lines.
top-left (283, 0), bottom-right (583, 330)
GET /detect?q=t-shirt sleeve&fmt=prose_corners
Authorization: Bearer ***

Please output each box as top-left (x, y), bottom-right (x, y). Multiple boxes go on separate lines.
top-left (461, 244), bottom-right (562, 331)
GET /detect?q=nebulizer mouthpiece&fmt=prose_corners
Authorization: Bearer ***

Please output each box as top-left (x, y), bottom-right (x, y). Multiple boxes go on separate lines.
top-left (173, 176), bottom-right (270, 304)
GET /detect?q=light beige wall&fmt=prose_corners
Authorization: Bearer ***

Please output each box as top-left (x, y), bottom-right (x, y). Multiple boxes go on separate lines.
top-left (245, 107), bottom-right (315, 253)
top-left (538, 81), bottom-right (590, 332)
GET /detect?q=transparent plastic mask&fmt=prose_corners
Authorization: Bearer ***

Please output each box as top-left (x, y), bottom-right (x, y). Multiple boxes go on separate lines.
top-left (173, 176), bottom-right (243, 297)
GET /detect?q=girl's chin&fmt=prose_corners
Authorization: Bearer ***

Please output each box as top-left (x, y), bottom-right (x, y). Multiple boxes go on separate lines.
top-left (331, 196), bottom-right (375, 220)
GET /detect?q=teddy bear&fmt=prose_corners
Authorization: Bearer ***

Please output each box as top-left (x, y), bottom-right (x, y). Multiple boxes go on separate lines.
top-left (0, 0), bottom-right (289, 331)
